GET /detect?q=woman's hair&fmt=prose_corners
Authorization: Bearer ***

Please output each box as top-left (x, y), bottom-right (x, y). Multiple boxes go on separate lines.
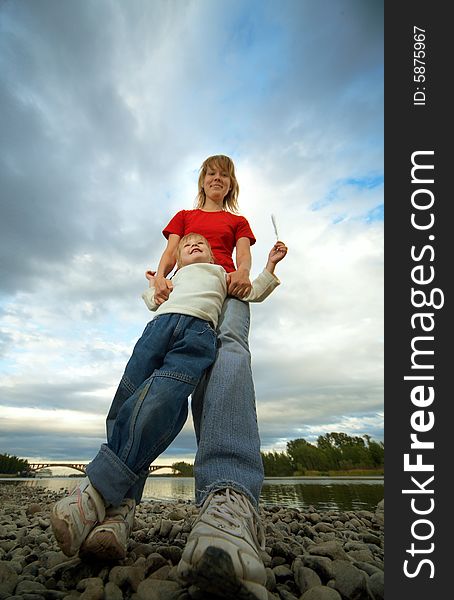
top-left (176, 232), bottom-right (215, 267)
top-left (195, 154), bottom-right (240, 213)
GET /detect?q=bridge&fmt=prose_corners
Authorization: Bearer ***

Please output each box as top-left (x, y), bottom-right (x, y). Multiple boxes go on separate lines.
top-left (27, 463), bottom-right (179, 475)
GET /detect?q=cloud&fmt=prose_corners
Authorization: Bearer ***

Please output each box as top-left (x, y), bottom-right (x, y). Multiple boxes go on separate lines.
top-left (0, 0), bottom-right (383, 463)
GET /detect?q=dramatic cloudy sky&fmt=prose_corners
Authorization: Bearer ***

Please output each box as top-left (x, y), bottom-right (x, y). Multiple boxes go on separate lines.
top-left (0, 0), bottom-right (383, 468)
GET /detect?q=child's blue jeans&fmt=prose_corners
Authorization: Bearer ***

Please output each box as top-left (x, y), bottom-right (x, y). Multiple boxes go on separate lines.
top-left (86, 313), bottom-right (217, 506)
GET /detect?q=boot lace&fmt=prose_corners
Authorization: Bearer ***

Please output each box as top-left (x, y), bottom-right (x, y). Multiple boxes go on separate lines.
top-left (200, 488), bottom-right (265, 550)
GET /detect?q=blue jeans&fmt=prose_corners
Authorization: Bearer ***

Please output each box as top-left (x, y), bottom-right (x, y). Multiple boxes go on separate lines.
top-left (86, 313), bottom-right (217, 506)
top-left (192, 298), bottom-right (264, 508)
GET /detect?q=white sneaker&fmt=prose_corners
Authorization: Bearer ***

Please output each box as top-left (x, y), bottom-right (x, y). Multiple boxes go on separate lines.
top-left (80, 498), bottom-right (136, 560)
top-left (177, 488), bottom-right (267, 600)
top-left (50, 477), bottom-right (106, 557)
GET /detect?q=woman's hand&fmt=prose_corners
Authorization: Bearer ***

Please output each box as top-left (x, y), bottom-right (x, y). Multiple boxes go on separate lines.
top-left (226, 268), bottom-right (252, 298)
top-left (153, 275), bottom-right (174, 305)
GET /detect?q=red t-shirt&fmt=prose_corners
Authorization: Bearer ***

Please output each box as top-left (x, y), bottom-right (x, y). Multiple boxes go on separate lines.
top-left (163, 209), bottom-right (256, 272)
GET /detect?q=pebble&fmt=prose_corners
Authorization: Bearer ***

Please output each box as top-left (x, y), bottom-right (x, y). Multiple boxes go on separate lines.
top-left (0, 485), bottom-right (384, 600)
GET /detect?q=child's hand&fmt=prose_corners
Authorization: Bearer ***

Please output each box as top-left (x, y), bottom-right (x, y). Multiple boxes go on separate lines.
top-left (145, 270), bottom-right (156, 288)
top-left (268, 241), bottom-right (288, 265)
top-left (154, 276), bottom-right (174, 305)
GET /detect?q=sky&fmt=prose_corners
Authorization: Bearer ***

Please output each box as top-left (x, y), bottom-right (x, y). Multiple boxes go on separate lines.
top-left (0, 0), bottom-right (383, 470)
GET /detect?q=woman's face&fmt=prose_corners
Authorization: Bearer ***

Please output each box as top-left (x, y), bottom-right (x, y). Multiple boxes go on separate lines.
top-left (203, 163), bottom-right (231, 203)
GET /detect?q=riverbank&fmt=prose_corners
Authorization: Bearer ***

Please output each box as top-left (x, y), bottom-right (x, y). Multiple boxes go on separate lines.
top-left (0, 485), bottom-right (384, 600)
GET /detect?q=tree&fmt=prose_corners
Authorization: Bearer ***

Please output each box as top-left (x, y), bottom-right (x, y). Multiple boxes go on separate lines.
top-left (316, 434), bottom-right (342, 469)
top-left (171, 461), bottom-right (194, 476)
top-left (316, 433), bottom-right (381, 469)
top-left (0, 453), bottom-right (29, 475)
top-left (261, 451), bottom-right (294, 476)
top-left (367, 440), bottom-right (384, 467)
top-left (286, 438), bottom-right (325, 473)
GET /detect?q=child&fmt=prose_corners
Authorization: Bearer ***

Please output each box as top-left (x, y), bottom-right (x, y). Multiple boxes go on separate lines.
top-left (142, 232), bottom-right (287, 324)
top-left (50, 233), bottom-right (287, 563)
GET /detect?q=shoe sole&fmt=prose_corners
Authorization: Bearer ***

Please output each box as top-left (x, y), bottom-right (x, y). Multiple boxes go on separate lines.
top-left (80, 530), bottom-right (126, 561)
top-left (179, 545), bottom-right (267, 600)
top-left (50, 513), bottom-right (76, 557)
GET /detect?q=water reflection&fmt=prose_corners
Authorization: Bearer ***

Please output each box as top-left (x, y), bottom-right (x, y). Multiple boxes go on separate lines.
top-left (261, 480), bottom-right (383, 511)
top-left (143, 477), bottom-right (195, 502)
top-left (1, 476), bottom-right (383, 512)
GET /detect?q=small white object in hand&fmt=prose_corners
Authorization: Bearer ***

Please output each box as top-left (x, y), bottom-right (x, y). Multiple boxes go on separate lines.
top-left (271, 214), bottom-right (279, 241)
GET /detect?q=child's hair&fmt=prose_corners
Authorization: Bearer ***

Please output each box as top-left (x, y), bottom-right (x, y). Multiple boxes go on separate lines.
top-left (176, 233), bottom-right (215, 268)
top-left (195, 155), bottom-right (240, 214)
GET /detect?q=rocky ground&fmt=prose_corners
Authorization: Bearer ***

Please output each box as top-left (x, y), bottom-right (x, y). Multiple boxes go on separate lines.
top-left (0, 485), bottom-right (383, 600)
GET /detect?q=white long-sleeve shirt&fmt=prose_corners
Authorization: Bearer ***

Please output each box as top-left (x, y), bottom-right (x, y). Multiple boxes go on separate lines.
top-left (142, 263), bottom-right (280, 328)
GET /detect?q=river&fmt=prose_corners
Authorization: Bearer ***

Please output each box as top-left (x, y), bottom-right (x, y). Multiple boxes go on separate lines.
top-left (0, 476), bottom-right (383, 512)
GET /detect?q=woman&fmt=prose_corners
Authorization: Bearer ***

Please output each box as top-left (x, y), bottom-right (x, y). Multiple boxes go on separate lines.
top-left (154, 155), bottom-right (268, 599)
top-left (61, 155), bottom-right (269, 599)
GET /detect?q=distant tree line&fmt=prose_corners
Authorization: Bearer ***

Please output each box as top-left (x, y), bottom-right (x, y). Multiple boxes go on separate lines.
top-left (171, 461), bottom-right (194, 476)
top-left (2, 434), bottom-right (383, 479)
top-left (261, 433), bottom-right (384, 476)
top-left (0, 453), bottom-right (29, 474)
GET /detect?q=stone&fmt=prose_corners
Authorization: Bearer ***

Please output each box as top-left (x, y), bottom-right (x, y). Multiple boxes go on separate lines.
top-left (313, 523), bottom-right (335, 534)
top-left (308, 514), bottom-right (322, 524)
top-left (274, 585), bottom-right (299, 600)
top-left (265, 567), bottom-right (276, 591)
top-left (156, 545), bottom-right (183, 564)
top-left (0, 561), bottom-right (19, 595)
top-left (15, 579), bottom-right (48, 594)
top-left (293, 561), bottom-right (322, 595)
top-left (108, 565), bottom-right (146, 592)
top-left (149, 565), bottom-right (172, 580)
top-left (352, 561), bottom-right (383, 576)
top-left (271, 555), bottom-right (286, 568)
top-left (78, 578), bottom-right (104, 600)
top-left (300, 585), bottom-right (342, 599)
top-left (158, 519), bottom-right (174, 538)
top-left (136, 578), bottom-right (182, 600)
top-left (272, 564), bottom-right (293, 582)
top-left (104, 581), bottom-right (123, 600)
top-left (271, 541), bottom-right (296, 562)
top-left (26, 505), bottom-right (43, 516)
top-left (346, 549), bottom-right (375, 564)
top-left (308, 541), bottom-right (349, 561)
top-left (167, 509), bottom-right (187, 521)
top-left (373, 501), bottom-right (384, 527)
top-left (368, 571), bottom-right (384, 600)
top-left (146, 553), bottom-right (169, 573)
top-left (360, 532), bottom-right (382, 546)
top-left (329, 559), bottom-right (368, 600)
top-left (301, 556), bottom-right (334, 583)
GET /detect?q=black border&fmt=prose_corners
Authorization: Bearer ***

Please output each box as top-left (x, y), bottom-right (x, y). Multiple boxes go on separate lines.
top-left (386, 2), bottom-right (450, 596)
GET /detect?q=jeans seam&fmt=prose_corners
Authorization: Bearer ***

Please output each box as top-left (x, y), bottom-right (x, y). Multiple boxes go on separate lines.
top-left (120, 380), bottom-right (151, 464)
top-left (155, 370), bottom-right (198, 385)
top-left (169, 314), bottom-right (183, 348)
top-left (137, 409), bottom-right (188, 472)
top-left (121, 374), bottom-right (137, 396)
top-left (119, 371), bottom-right (197, 465)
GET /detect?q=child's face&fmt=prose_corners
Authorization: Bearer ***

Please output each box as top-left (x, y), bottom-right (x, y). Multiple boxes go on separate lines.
top-left (178, 237), bottom-right (214, 268)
